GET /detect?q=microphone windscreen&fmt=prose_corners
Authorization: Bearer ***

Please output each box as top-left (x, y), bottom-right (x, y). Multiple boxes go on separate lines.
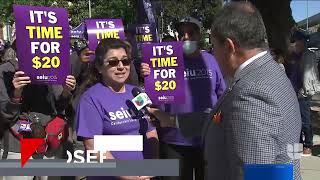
top-left (132, 87), bottom-right (142, 97)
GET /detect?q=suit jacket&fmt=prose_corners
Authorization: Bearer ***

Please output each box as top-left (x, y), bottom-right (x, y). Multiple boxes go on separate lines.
top-left (178, 52), bottom-right (301, 180)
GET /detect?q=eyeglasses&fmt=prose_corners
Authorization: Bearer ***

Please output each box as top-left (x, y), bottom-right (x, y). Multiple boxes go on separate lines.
top-left (104, 58), bottom-right (132, 67)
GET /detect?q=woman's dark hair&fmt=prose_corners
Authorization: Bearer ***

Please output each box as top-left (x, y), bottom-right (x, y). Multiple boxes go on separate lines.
top-left (79, 38), bottom-right (131, 94)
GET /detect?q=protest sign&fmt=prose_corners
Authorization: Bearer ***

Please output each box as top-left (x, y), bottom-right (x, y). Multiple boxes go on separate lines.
top-left (143, 42), bottom-right (185, 104)
top-left (70, 22), bottom-right (85, 39)
top-left (129, 24), bottom-right (157, 59)
top-left (14, 5), bottom-right (70, 84)
top-left (85, 19), bottom-right (125, 56)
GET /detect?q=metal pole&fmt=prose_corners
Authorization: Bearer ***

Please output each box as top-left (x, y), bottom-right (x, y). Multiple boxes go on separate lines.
top-left (306, 0), bottom-right (309, 31)
top-left (161, 10), bottom-right (164, 42)
top-left (89, 0), bottom-right (92, 18)
top-left (6, 23), bottom-right (10, 41)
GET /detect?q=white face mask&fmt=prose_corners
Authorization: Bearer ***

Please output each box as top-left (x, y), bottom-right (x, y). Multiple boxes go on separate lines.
top-left (183, 41), bottom-right (198, 55)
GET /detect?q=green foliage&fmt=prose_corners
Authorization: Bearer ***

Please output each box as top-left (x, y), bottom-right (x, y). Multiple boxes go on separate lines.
top-left (0, 0), bottom-right (221, 30)
top-left (91, 0), bottom-right (137, 28)
top-left (54, 0), bottom-right (90, 27)
top-left (157, 0), bottom-right (222, 33)
top-left (54, 0), bottom-right (137, 28)
top-left (0, 0), bottom-right (53, 25)
top-left (0, 0), bottom-right (137, 28)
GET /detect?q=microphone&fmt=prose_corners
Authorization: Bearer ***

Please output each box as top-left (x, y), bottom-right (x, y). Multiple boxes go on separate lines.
top-left (131, 87), bottom-right (159, 128)
top-left (131, 87), bottom-right (152, 111)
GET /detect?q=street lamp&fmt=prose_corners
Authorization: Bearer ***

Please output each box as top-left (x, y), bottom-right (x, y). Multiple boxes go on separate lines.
top-left (89, 0), bottom-right (92, 18)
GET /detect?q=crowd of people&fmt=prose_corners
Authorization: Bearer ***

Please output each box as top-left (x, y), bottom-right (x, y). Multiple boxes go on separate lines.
top-left (0, 1), bottom-right (319, 180)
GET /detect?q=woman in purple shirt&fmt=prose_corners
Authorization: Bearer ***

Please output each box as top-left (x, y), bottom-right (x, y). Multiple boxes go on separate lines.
top-left (76, 39), bottom-right (158, 180)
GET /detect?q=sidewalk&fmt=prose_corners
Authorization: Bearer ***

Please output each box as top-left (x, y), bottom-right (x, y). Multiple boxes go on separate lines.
top-left (301, 108), bottom-right (320, 180)
top-left (300, 135), bottom-right (320, 180)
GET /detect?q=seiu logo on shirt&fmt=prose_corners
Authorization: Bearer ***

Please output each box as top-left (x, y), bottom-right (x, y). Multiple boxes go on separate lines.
top-left (108, 107), bottom-right (132, 121)
top-left (184, 68), bottom-right (213, 80)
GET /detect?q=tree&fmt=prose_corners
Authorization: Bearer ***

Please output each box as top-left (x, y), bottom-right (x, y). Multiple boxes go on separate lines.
top-left (1, 0), bottom-right (221, 31)
top-left (0, 0), bottom-right (138, 28)
top-left (154, 0), bottom-right (222, 33)
top-left (55, 0), bottom-right (138, 28)
top-left (90, 0), bottom-right (137, 28)
top-left (234, 0), bottom-right (295, 56)
top-left (0, 0), bottom-right (53, 26)
top-left (150, 0), bottom-right (222, 50)
top-left (54, 0), bottom-right (89, 27)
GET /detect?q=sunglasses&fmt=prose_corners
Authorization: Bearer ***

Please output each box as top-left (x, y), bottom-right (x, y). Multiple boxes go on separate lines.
top-left (104, 58), bottom-right (132, 67)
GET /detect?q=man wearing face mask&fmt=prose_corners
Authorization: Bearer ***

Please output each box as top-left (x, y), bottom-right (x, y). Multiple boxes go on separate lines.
top-left (140, 17), bottom-right (226, 180)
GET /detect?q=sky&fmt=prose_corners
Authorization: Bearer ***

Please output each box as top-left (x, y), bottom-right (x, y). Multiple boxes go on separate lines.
top-left (291, 0), bottom-right (320, 22)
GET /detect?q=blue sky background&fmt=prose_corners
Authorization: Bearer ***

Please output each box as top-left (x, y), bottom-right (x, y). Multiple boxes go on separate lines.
top-left (291, 0), bottom-right (320, 22)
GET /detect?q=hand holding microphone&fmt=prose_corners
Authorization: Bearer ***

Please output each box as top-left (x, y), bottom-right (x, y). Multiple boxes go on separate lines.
top-left (147, 107), bottom-right (178, 128)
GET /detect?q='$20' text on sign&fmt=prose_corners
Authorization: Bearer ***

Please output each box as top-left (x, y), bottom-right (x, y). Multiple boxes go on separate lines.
top-left (151, 45), bottom-right (178, 92)
top-left (27, 10), bottom-right (62, 70)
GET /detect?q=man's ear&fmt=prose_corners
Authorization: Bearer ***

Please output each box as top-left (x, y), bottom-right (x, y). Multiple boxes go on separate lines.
top-left (224, 38), bottom-right (236, 55)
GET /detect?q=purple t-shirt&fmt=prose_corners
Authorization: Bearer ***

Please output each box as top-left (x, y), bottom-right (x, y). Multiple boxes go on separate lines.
top-left (76, 83), bottom-right (155, 160)
top-left (159, 51), bottom-right (226, 146)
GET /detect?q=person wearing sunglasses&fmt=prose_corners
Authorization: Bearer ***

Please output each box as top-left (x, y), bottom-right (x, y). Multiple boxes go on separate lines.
top-left (76, 38), bottom-right (158, 180)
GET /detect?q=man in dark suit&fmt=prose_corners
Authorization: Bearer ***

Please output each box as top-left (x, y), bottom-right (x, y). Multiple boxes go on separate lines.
top-left (147, 2), bottom-right (301, 180)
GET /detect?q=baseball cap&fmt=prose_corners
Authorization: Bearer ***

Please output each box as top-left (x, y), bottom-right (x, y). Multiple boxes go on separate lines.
top-left (177, 16), bottom-right (203, 30)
